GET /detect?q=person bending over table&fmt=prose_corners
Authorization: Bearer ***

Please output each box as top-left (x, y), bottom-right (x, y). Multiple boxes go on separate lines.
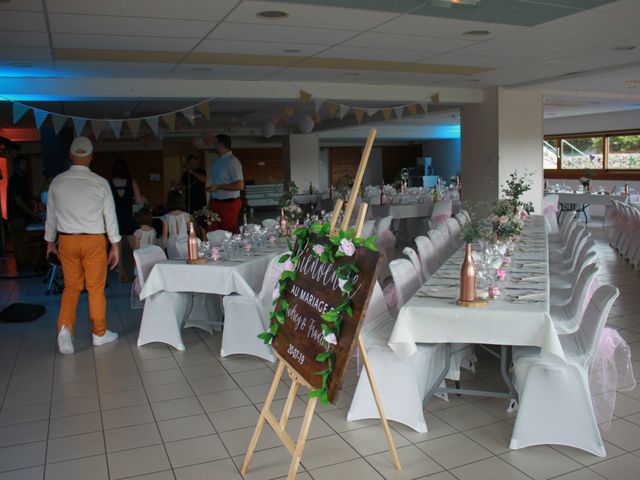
top-left (206, 134), bottom-right (244, 234)
top-left (45, 137), bottom-right (120, 355)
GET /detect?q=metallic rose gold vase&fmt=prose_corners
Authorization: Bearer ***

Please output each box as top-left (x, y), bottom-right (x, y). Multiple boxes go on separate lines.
top-left (459, 243), bottom-right (477, 303)
top-left (187, 222), bottom-right (199, 261)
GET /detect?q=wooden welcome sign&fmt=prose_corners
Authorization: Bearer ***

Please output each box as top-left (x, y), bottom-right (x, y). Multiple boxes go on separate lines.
top-left (242, 128), bottom-right (401, 479)
top-left (272, 242), bottom-right (381, 403)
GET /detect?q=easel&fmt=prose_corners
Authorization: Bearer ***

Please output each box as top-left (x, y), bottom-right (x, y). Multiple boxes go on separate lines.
top-left (241, 128), bottom-right (401, 479)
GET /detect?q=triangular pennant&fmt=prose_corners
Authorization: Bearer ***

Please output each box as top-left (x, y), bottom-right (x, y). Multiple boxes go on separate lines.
top-left (394, 106), bottom-right (404, 120)
top-left (52, 114), bottom-right (67, 134)
top-left (327, 103), bottom-right (337, 119)
top-left (109, 120), bottom-right (123, 139)
top-left (72, 117), bottom-right (87, 136)
top-left (145, 116), bottom-right (159, 136)
top-left (33, 109), bottom-right (49, 129)
top-left (430, 93), bottom-right (440, 108)
top-left (127, 119), bottom-right (141, 139)
top-left (338, 104), bottom-right (350, 120)
top-left (365, 108), bottom-right (378, 117)
top-left (12, 103), bottom-right (30, 124)
top-left (283, 106), bottom-right (294, 117)
top-left (161, 112), bottom-right (176, 131)
top-left (300, 90), bottom-right (312, 105)
top-left (407, 104), bottom-right (418, 117)
top-left (382, 108), bottom-right (392, 121)
top-left (182, 106), bottom-right (195, 125)
top-left (419, 102), bottom-right (430, 115)
top-left (354, 108), bottom-right (365, 124)
top-left (313, 97), bottom-right (323, 114)
top-left (313, 114), bottom-right (321, 126)
top-left (91, 120), bottom-right (106, 139)
top-left (197, 101), bottom-right (210, 120)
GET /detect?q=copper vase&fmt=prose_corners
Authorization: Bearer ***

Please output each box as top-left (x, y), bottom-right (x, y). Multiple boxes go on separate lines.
top-left (459, 243), bottom-right (476, 303)
top-left (187, 222), bottom-right (199, 261)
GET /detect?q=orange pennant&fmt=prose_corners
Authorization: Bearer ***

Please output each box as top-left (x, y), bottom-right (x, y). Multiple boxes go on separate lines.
top-left (354, 108), bottom-right (365, 124)
top-left (197, 101), bottom-right (210, 119)
top-left (126, 119), bottom-right (141, 139)
top-left (328, 103), bottom-right (337, 118)
top-left (300, 90), bottom-right (312, 105)
top-left (430, 93), bottom-right (440, 108)
top-left (162, 112), bottom-right (176, 131)
top-left (382, 109), bottom-right (392, 121)
top-left (407, 104), bottom-right (418, 117)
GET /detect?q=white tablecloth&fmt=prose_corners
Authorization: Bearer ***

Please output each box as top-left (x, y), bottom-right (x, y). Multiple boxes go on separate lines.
top-left (389, 216), bottom-right (565, 362)
top-left (140, 250), bottom-right (281, 299)
top-left (549, 192), bottom-right (628, 206)
top-left (369, 201), bottom-right (461, 220)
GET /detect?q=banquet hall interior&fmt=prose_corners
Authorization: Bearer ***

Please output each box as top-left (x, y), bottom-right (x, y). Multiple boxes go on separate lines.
top-left (1, 0), bottom-right (640, 479)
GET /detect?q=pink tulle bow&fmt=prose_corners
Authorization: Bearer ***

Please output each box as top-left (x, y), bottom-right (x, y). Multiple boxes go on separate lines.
top-left (130, 276), bottom-right (144, 309)
top-left (434, 213), bottom-right (449, 224)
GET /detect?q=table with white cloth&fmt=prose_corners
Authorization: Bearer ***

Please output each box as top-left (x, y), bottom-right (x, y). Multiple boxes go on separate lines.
top-left (547, 192), bottom-right (628, 224)
top-left (388, 215), bottom-right (562, 403)
top-left (369, 201), bottom-right (461, 240)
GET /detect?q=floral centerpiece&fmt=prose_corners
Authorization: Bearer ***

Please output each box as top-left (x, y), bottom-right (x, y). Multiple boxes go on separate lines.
top-left (282, 203), bottom-right (302, 224)
top-left (489, 199), bottom-right (524, 243)
top-left (191, 206), bottom-right (220, 227)
top-left (579, 169), bottom-right (595, 191)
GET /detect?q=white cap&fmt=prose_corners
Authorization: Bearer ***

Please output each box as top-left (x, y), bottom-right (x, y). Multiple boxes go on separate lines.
top-left (70, 136), bottom-right (93, 157)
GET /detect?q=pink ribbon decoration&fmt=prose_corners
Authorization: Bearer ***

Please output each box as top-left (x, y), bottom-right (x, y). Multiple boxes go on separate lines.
top-left (434, 213), bottom-right (449, 225)
top-left (543, 205), bottom-right (557, 215)
top-left (590, 327), bottom-right (636, 431)
top-left (383, 282), bottom-right (398, 312)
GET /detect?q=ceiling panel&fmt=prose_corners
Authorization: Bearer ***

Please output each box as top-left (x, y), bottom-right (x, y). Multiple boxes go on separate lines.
top-left (594, 0), bottom-right (640, 15)
top-left (55, 61), bottom-right (175, 78)
top-left (491, 26), bottom-right (607, 52)
top-left (195, 39), bottom-right (325, 57)
top-left (452, 41), bottom-right (574, 62)
top-left (0, 60), bottom-right (55, 77)
top-left (267, 66), bottom-right (368, 83)
top-left (541, 10), bottom-right (637, 42)
top-left (48, 14), bottom-right (216, 38)
top-left (168, 64), bottom-right (281, 81)
top-left (342, 32), bottom-right (474, 53)
top-left (208, 22), bottom-right (357, 46)
top-left (344, 70), bottom-right (459, 86)
top-left (317, 46), bottom-right (429, 63)
top-left (0, 32), bottom-right (50, 48)
top-left (0, 11), bottom-right (47, 32)
top-left (421, 53), bottom-right (515, 69)
top-left (45, 0), bottom-right (239, 21)
top-left (0, 47), bottom-right (52, 61)
top-left (52, 34), bottom-right (199, 52)
top-left (0, 0), bottom-right (43, 11)
top-left (225, 1), bottom-right (397, 31)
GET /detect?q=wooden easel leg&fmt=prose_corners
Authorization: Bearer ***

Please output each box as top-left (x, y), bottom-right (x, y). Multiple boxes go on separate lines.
top-left (241, 360), bottom-right (286, 475)
top-left (279, 378), bottom-right (299, 430)
top-left (357, 335), bottom-right (402, 471)
top-left (287, 396), bottom-right (318, 480)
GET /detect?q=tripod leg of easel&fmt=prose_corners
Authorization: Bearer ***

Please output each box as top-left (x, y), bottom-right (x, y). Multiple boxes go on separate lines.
top-left (279, 377), bottom-right (299, 429)
top-left (287, 396), bottom-right (318, 480)
top-left (241, 360), bottom-right (286, 474)
top-left (357, 335), bottom-right (402, 471)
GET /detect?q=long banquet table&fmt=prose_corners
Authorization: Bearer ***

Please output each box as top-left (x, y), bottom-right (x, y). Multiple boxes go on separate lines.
top-left (388, 215), bottom-right (562, 401)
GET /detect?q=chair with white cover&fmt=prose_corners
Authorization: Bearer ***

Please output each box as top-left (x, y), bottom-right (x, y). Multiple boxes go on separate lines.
top-left (348, 268), bottom-right (447, 433)
top-left (550, 262), bottom-right (599, 308)
top-left (550, 249), bottom-right (598, 290)
top-left (402, 247), bottom-right (425, 284)
top-left (550, 263), bottom-right (599, 334)
top-left (415, 235), bottom-right (437, 279)
top-left (375, 216), bottom-right (396, 281)
top-left (549, 212), bottom-right (577, 246)
top-left (262, 218), bottom-right (278, 229)
top-left (389, 258), bottom-right (422, 306)
top-left (360, 219), bottom-right (376, 239)
top-left (207, 230), bottom-right (231, 245)
top-left (426, 229), bottom-right (448, 269)
top-left (454, 212), bottom-right (468, 228)
top-left (221, 254), bottom-right (288, 361)
top-left (550, 237), bottom-right (595, 277)
top-left (510, 285), bottom-right (620, 456)
top-left (459, 209), bottom-right (471, 223)
top-left (543, 194), bottom-right (560, 233)
top-left (136, 246), bottom-right (193, 351)
top-left (444, 218), bottom-right (462, 253)
top-left (428, 200), bottom-right (453, 230)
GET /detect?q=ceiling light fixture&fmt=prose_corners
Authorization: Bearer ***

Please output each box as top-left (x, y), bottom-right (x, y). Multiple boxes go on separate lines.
top-left (282, 49), bottom-right (301, 53)
top-left (11, 62), bottom-right (32, 68)
top-left (611, 45), bottom-right (636, 51)
top-left (256, 10), bottom-right (289, 19)
top-left (431, 0), bottom-right (482, 7)
top-left (190, 67), bottom-right (211, 72)
top-left (462, 30), bottom-right (491, 37)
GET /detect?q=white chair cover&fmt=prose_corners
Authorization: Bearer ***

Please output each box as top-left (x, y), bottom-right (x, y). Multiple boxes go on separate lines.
top-left (360, 220), bottom-right (376, 239)
top-left (415, 236), bottom-right (436, 279)
top-left (543, 194), bottom-right (560, 233)
top-left (428, 200), bottom-right (453, 229)
top-left (510, 285), bottom-right (620, 456)
top-left (402, 247), bottom-right (425, 284)
top-left (135, 246), bottom-right (192, 351)
top-left (389, 259), bottom-right (421, 307)
top-left (550, 263), bottom-right (599, 334)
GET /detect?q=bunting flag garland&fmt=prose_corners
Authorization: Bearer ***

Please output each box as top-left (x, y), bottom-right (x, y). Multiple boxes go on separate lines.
top-left (430, 93), bottom-right (440, 108)
top-left (354, 108), bottom-right (365, 124)
top-left (127, 119), bottom-right (141, 139)
top-left (197, 101), bottom-right (210, 120)
top-left (394, 106), bottom-right (404, 120)
top-left (91, 120), bottom-right (107, 140)
top-left (12, 103), bottom-right (30, 124)
top-left (338, 104), bottom-right (349, 120)
top-left (419, 102), bottom-right (430, 115)
top-left (313, 97), bottom-right (323, 114)
top-left (109, 120), bottom-right (123, 139)
top-left (407, 104), bottom-right (418, 117)
top-left (162, 112), bottom-right (176, 131)
top-left (300, 90), bottom-right (312, 105)
top-left (182, 106), bottom-right (195, 125)
top-left (382, 108), bottom-right (392, 121)
top-left (33, 109), bottom-right (49, 129)
top-left (73, 117), bottom-right (87, 136)
top-left (365, 108), bottom-right (378, 117)
top-left (145, 116), bottom-right (159, 136)
top-left (52, 114), bottom-right (67, 134)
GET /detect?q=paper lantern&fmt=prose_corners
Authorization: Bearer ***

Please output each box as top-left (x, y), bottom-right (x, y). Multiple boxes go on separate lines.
top-left (261, 121), bottom-right (276, 138)
top-left (297, 115), bottom-right (314, 134)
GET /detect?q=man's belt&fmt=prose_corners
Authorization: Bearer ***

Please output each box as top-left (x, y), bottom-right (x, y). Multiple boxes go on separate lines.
top-left (211, 197), bottom-right (240, 203)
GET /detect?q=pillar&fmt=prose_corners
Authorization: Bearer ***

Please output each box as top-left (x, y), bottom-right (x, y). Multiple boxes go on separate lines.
top-left (285, 132), bottom-right (322, 191)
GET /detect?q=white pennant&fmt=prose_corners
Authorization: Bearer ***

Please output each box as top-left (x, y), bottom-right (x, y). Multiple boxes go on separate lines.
top-left (145, 116), bottom-right (159, 136)
top-left (338, 104), bottom-right (350, 120)
top-left (12, 103), bottom-right (30, 124)
top-left (394, 106), bottom-right (404, 120)
top-left (419, 102), bottom-right (430, 115)
top-left (33, 109), bottom-right (49, 129)
top-left (313, 97), bottom-right (323, 115)
top-left (109, 120), bottom-right (123, 139)
top-left (52, 115), bottom-right (67, 134)
top-left (73, 117), bottom-right (87, 136)
top-left (365, 108), bottom-right (378, 117)
top-left (182, 106), bottom-right (195, 125)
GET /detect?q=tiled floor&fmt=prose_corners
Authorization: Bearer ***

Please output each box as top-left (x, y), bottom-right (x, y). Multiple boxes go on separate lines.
top-left (0, 224), bottom-right (638, 480)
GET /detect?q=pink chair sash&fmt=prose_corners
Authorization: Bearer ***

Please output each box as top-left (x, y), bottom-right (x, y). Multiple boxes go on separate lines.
top-left (434, 213), bottom-right (449, 225)
top-left (543, 205), bottom-right (557, 215)
top-left (382, 282), bottom-right (398, 313)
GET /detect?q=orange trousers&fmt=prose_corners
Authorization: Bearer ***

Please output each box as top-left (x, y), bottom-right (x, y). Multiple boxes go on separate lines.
top-left (57, 234), bottom-right (108, 336)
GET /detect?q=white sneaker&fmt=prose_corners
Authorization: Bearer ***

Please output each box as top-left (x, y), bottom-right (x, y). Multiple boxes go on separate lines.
top-left (57, 326), bottom-right (74, 355)
top-left (92, 330), bottom-right (118, 346)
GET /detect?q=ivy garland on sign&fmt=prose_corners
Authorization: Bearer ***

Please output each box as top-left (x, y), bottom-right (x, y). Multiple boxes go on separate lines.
top-left (257, 222), bottom-right (378, 404)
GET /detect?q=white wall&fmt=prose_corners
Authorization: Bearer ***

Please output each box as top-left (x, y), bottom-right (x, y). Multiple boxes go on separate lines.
top-left (288, 133), bottom-right (321, 189)
top-left (544, 109), bottom-right (640, 135)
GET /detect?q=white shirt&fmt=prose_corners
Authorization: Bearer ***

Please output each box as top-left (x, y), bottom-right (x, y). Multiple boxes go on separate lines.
top-left (45, 165), bottom-right (121, 244)
top-left (209, 151), bottom-right (243, 200)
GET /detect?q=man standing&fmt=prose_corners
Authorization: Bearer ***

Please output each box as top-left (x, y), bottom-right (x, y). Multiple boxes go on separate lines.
top-left (207, 134), bottom-right (244, 233)
top-left (7, 156), bottom-right (40, 269)
top-left (180, 154), bottom-right (207, 214)
top-left (45, 137), bottom-right (120, 355)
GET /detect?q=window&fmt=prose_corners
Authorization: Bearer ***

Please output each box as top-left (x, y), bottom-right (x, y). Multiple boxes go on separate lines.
top-left (543, 139), bottom-right (559, 169)
top-left (608, 135), bottom-right (640, 169)
top-left (560, 137), bottom-right (603, 169)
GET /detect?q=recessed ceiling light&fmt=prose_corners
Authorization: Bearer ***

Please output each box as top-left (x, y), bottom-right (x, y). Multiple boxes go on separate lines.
top-left (11, 62), bottom-right (32, 68)
top-left (256, 10), bottom-right (289, 19)
top-left (462, 30), bottom-right (490, 37)
top-left (465, 78), bottom-right (480, 82)
top-left (611, 45), bottom-right (636, 51)
top-left (190, 67), bottom-right (211, 72)
top-left (282, 49), bottom-right (301, 53)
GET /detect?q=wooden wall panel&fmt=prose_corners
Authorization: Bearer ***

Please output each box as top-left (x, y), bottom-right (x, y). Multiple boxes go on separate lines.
top-left (234, 148), bottom-right (285, 185)
top-left (329, 147), bottom-right (361, 184)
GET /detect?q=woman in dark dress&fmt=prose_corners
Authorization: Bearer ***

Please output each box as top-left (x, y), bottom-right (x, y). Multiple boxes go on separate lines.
top-left (110, 158), bottom-right (143, 282)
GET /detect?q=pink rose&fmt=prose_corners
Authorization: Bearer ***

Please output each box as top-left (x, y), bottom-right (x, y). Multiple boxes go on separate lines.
top-left (338, 278), bottom-right (347, 291)
top-left (499, 215), bottom-right (509, 224)
top-left (312, 244), bottom-right (324, 256)
top-left (496, 268), bottom-right (506, 281)
top-left (488, 286), bottom-right (501, 298)
top-left (339, 238), bottom-right (356, 257)
top-left (502, 256), bottom-right (511, 266)
top-left (283, 259), bottom-right (295, 271)
top-left (520, 210), bottom-right (529, 219)
top-left (323, 333), bottom-right (337, 345)
top-left (272, 287), bottom-right (280, 300)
